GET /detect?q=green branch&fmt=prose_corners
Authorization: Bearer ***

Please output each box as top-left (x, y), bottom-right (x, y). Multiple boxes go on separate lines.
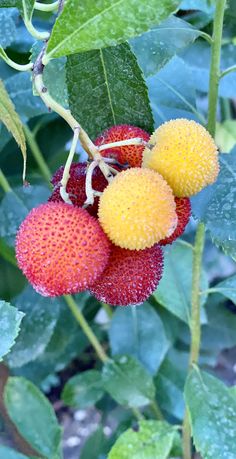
top-left (183, 2), bottom-right (226, 458)
top-left (207, 0), bottom-right (227, 137)
top-left (23, 125), bottom-right (51, 185)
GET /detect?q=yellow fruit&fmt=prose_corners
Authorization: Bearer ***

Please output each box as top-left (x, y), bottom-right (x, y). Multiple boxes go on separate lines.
top-left (98, 168), bottom-right (177, 250)
top-left (142, 119), bottom-right (219, 197)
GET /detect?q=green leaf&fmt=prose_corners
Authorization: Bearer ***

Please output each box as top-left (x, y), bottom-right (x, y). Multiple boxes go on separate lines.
top-left (191, 149), bottom-right (236, 259)
top-left (209, 275), bottom-right (236, 304)
top-left (44, 0), bottom-right (180, 62)
top-left (154, 358), bottom-right (185, 419)
top-left (0, 300), bottom-right (24, 360)
top-left (180, 0), bottom-right (214, 13)
top-left (62, 369), bottom-right (105, 408)
top-left (108, 420), bottom-right (178, 459)
top-left (102, 355), bottom-right (155, 408)
top-left (80, 427), bottom-right (109, 459)
top-left (0, 445), bottom-right (37, 459)
top-left (185, 367), bottom-right (236, 459)
top-left (0, 79), bottom-right (26, 179)
top-left (4, 376), bottom-right (62, 458)
top-left (66, 43), bottom-right (153, 139)
top-left (131, 15), bottom-right (201, 77)
top-left (44, 57), bottom-right (68, 108)
top-left (0, 185), bottom-right (50, 247)
top-left (154, 241), bottom-right (208, 323)
top-left (109, 303), bottom-right (169, 375)
top-left (6, 286), bottom-right (60, 368)
top-left (0, 8), bottom-right (17, 48)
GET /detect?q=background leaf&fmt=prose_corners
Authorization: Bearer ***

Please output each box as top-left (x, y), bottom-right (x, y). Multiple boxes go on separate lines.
top-left (0, 445), bottom-right (37, 459)
top-left (45, 0), bottom-right (181, 61)
top-left (0, 79), bottom-right (26, 176)
top-left (0, 8), bottom-right (17, 47)
top-left (4, 376), bottom-right (62, 458)
top-left (66, 43), bottom-right (153, 139)
top-left (131, 15), bottom-right (201, 77)
top-left (154, 241), bottom-right (208, 323)
top-left (0, 185), bottom-right (50, 247)
top-left (185, 367), bottom-right (236, 459)
top-left (102, 355), bottom-right (155, 407)
top-left (62, 369), bottom-right (105, 408)
top-left (109, 303), bottom-right (169, 375)
top-left (0, 300), bottom-right (24, 359)
top-left (6, 286), bottom-right (60, 368)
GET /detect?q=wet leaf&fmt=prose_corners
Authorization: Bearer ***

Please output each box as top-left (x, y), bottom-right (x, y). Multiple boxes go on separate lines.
top-left (102, 355), bottom-right (155, 408)
top-left (185, 367), bottom-right (236, 459)
top-left (108, 420), bottom-right (179, 459)
top-left (0, 300), bottom-right (24, 360)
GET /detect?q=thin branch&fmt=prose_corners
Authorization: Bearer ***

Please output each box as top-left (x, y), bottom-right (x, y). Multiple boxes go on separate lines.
top-left (220, 64), bottom-right (236, 79)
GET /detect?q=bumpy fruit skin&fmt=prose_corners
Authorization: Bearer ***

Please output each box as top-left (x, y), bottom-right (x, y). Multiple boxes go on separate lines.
top-left (160, 197), bottom-right (191, 246)
top-left (90, 244), bottom-right (163, 306)
top-left (142, 119), bottom-right (219, 197)
top-left (98, 168), bottom-right (177, 250)
top-left (48, 163), bottom-right (108, 217)
top-left (94, 124), bottom-right (150, 168)
top-left (16, 202), bottom-right (110, 297)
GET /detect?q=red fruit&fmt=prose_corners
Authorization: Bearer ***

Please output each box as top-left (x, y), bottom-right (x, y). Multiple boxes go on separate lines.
top-left (49, 163), bottom-right (108, 217)
top-left (16, 202), bottom-right (111, 297)
top-left (90, 244), bottom-right (163, 306)
top-left (94, 124), bottom-right (150, 168)
top-left (160, 197), bottom-right (191, 246)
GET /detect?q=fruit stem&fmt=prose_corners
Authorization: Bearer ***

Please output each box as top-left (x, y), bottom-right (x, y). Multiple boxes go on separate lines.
top-left (0, 52), bottom-right (33, 72)
top-left (84, 160), bottom-right (101, 207)
top-left (207, 0), bottom-right (227, 137)
top-left (23, 125), bottom-right (51, 185)
top-left (34, 0), bottom-right (59, 11)
top-left (60, 127), bottom-right (80, 204)
top-left (98, 137), bottom-right (147, 151)
top-left (0, 169), bottom-right (12, 193)
top-left (33, 58), bottom-right (115, 193)
top-left (64, 295), bottom-right (109, 363)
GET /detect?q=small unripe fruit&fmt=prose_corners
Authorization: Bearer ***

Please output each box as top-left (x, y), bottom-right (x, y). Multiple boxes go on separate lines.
top-left (142, 119), bottom-right (219, 197)
top-left (49, 163), bottom-right (107, 217)
top-left (90, 244), bottom-right (163, 306)
top-left (160, 197), bottom-right (191, 246)
top-left (94, 124), bottom-right (150, 167)
top-left (16, 202), bottom-right (110, 297)
top-left (98, 168), bottom-right (177, 250)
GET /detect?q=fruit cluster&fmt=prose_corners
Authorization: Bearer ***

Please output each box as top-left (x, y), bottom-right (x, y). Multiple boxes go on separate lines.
top-left (16, 119), bottom-right (219, 306)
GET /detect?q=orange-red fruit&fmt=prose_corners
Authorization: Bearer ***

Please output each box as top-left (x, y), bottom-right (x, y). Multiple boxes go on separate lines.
top-left (16, 202), bottom-right (111, 297)
top-left (48, 163), bottom-right (108, 217)
top-left (160, 197), bottom-right (191, 246)
top-left (94, 124), bottom-right (150, 167)
top-left (90, 244), bottom-right (163, 306)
